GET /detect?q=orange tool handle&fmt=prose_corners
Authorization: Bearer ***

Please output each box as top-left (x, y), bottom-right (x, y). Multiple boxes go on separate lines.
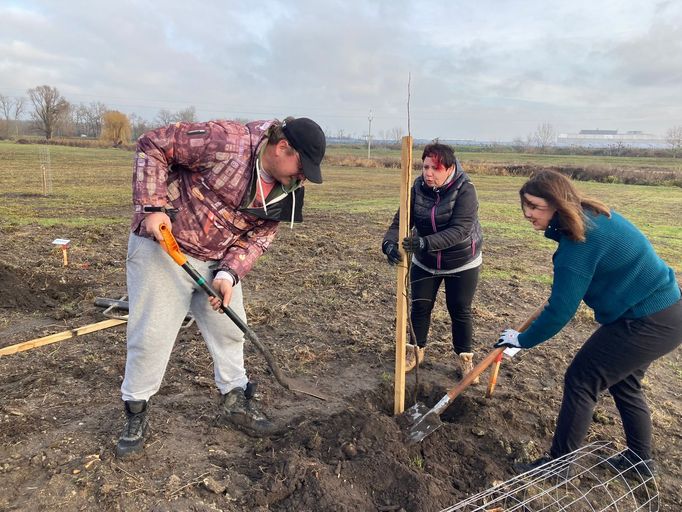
top-left (485, 303), bottom-right (547, 398)
top-left (159, 224), bottom-right (188, 266)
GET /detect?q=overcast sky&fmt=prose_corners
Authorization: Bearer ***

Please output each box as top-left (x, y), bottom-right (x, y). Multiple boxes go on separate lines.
top-left (1, 0), bottom-right (681, 141)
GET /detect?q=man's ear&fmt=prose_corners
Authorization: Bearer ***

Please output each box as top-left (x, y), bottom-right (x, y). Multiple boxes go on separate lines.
top-left (276, 139), bottom-right (290, 155)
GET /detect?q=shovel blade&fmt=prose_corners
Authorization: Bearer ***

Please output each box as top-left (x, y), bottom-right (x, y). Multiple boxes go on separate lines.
top-left (406, 403), bottom-right (444, 443)
top-left (280, 376), bottom-right (329, 401)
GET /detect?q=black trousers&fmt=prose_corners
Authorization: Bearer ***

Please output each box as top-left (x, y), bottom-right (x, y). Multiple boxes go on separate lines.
top-left (550, 298), bottom-right (682, 460)
top-left (410, 264), bottom-right (480, 354)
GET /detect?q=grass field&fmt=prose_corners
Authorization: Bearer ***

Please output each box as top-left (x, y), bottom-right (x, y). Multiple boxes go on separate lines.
top-left (327, 144), bottom-right (682, 171)
top-left (1, 140), bottom-right (681, 270)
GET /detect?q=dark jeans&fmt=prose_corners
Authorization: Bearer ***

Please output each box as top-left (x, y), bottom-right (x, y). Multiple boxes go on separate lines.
top-left (550, 298), bottom-right (682, 461)
top-left (410, 264), bottom-right (480, 354)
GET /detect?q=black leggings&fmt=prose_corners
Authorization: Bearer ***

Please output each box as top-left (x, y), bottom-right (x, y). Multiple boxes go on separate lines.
top-left (550, 298), bottom-right (682, 460)
top-left (410, 264), bottom-right (480, 354)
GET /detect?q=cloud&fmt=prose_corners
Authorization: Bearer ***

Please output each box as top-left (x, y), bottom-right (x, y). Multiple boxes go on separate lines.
top-left (1, 0), bottom-right (680, 140)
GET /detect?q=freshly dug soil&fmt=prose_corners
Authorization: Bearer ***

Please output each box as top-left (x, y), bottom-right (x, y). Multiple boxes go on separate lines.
top-left (1, 213), bottom-right (681, 511)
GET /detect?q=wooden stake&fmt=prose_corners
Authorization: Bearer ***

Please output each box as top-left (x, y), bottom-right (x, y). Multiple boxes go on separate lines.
top-left (394, 135), bottom-right (413, 415)
top-left (62, 246), bottom-right (69, 266)
top-left (0, 318), bottom-right (126, 357)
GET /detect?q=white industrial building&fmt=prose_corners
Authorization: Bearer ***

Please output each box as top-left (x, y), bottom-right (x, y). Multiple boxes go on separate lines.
top-left (557, 129), bottom-right (666, 148)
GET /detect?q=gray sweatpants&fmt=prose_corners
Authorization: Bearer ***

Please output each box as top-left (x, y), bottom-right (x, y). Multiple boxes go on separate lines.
top-left (121, 233), bottom-right (249, 401)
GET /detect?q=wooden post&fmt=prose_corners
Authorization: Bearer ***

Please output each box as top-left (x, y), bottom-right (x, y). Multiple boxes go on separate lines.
top-left (0, 318), bottom-right (127, 357)
top-left (41, 164), bottom-right (48, 196)
top-left (394, 135), bottom-right (413, 415)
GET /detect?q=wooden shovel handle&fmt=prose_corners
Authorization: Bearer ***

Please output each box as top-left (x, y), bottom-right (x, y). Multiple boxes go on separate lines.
top-left (434, 347), bottom-right (504, 414)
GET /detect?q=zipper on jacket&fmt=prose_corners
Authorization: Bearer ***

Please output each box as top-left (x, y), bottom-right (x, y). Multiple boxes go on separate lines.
top-left (431, 193), bottom-right (442, 269)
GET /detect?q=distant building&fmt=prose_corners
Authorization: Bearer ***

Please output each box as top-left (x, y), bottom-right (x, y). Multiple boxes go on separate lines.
top-left (557, 129), bottom-right (666, 148)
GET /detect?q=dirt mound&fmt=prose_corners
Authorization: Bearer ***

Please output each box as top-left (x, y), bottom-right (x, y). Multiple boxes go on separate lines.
top-left (0, 263), bottom-right (85, 314)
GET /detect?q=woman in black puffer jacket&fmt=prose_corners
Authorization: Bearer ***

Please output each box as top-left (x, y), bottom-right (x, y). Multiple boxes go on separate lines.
top-left (382, 143), bottom-right (483, 380)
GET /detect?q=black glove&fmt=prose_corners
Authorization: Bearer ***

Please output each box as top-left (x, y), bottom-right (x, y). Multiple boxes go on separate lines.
top-left (382, 241), bottom-right (402, 265)
top-left (402, 233), bottom-right (426, 253)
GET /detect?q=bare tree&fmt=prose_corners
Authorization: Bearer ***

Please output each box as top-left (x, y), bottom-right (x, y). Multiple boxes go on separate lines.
top-left (175, 106), bottom-right (197, 123)
top-left (129, 113), bottom-right (151, 140)
top-left (155, 109), bottom-right (175, 127)
top-left (532, 122), bottom-right (556, 150)
top-left (665, 125), bottom-right (682, 158)
top-left (0, 94), bottom-right (11, 138)
top-left (72, 104), bottom-right (89, 136)
top-left (390, 126), bottom-right (405, 143)
top-left (83, 102), bottom-right (107, 137)
top-left (27, 85), bottom-right (70, 139)
top-left (12, 96), bottom-right (25, 137)
top-left (511, 136), bottom-right (528, 152)
top-left (0, 95), bottom-right (25, 138)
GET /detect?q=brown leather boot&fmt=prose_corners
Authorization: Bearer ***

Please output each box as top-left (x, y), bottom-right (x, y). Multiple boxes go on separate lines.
top-left (458, 352), bottom-right (479, 384)
top-left (405, 344), bottom-right (425, 372)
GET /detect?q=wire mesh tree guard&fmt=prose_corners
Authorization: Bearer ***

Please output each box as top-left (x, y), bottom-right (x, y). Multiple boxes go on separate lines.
top-left (38, 145), bottom-right (53, 196)
top-left (442, 441), bottom-right (658, 512)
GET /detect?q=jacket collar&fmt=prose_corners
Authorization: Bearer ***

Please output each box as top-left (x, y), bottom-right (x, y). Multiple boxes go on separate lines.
top-left (544, 212), bottom-right (563, 242)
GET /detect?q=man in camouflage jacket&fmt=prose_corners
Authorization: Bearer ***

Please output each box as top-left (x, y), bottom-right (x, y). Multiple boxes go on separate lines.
top-left (116, 117), bottom-right (326, 458)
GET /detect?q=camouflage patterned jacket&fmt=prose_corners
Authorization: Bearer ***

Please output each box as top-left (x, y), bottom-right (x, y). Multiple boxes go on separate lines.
top-left (131, 119), bottom-right (280, 280)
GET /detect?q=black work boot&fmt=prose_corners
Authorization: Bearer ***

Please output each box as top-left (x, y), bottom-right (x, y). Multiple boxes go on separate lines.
top-left (220, 386), bottom-right (277, 437)
top-left (603, 450), bottom-right (658, 478)
top-left (116, 400), bottom-right (149, 458)
top-left (514, 453), bottom-right (576, 479)
top-left (513, 454), bottom-right (555, 474)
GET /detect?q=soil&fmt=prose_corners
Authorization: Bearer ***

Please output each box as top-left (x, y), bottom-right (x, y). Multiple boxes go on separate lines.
top-left (1, 212), bottom-right (681, 511)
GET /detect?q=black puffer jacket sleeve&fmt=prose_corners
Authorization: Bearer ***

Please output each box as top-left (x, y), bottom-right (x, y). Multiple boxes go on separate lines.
top-left (383, 209), bottom-right (401, 245)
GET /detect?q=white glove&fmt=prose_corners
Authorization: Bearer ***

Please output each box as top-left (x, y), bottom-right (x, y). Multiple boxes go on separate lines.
top-left (494, 328), bottom-right (521, 349)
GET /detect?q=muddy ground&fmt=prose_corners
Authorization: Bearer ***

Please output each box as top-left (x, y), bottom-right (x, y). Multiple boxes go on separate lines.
top-left (1, 209), bottom-right (681, 511)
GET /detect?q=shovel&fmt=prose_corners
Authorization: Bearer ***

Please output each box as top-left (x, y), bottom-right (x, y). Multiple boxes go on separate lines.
top-left (407, 307), bottom-right (545, 443)
top-left (158, 224), bottom-right (327, 401)
top-left (406, 347), bottom-right (506, 443)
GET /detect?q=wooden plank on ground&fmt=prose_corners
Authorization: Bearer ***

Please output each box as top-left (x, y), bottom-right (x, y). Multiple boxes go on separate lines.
top-left (394, 135), bottom-right (413, 415)
top-left (0, 318), bottom-right (127, 357)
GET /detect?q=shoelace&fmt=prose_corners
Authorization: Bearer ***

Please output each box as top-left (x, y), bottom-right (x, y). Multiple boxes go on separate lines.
top-left (124, 413), bottom-right (146, 436)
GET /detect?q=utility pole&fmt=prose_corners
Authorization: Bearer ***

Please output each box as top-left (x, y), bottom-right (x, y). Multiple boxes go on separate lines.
top-left (367, 109), bottom-right (373, 159)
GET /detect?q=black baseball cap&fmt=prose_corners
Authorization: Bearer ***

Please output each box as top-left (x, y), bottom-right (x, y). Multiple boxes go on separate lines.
top-left (282, 117), bottom-right (326, 184)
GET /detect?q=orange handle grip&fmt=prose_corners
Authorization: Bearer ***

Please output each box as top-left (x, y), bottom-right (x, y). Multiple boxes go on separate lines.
top-left (159, 224), bottom-right (188, 266)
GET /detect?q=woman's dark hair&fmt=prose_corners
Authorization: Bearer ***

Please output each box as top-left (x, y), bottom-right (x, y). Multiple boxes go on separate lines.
top-left (519, 170), bottom-right (610, 242)
top-left (421, 142), bottom-right (456, 169)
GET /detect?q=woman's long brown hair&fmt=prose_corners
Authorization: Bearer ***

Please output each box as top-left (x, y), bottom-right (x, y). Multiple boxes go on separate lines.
top-left (519, 170), bottom-right (610, 242)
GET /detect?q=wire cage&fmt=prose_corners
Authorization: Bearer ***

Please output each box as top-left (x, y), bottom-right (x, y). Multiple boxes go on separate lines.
top-left (442, 441), bottom-right (658, 512)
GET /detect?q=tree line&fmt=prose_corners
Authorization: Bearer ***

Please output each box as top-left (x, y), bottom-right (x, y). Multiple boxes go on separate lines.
top-left (1, 85), bottom-right (682, 157)
top-left (0, 85), bottom-right (199, 145)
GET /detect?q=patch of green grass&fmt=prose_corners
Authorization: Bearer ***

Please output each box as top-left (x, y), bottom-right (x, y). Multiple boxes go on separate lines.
top-left (326, 144), bottom-right (682, 171)
top-left (1, 142), bottom-right (680, 280)
top-left (409, 455), bottom-right (425, 471)
top-left (481, 268), bottom-right (553, 285)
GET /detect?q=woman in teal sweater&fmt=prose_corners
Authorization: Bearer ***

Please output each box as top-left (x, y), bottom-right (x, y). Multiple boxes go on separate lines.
top-left (496, 170), bottom-right (681, 476)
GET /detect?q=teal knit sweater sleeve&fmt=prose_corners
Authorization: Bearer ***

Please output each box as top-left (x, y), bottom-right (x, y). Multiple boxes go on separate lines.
top-left (517, 210), bottom-right (680, 349)
top-left (518, 266), bottom-right (591, 348)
